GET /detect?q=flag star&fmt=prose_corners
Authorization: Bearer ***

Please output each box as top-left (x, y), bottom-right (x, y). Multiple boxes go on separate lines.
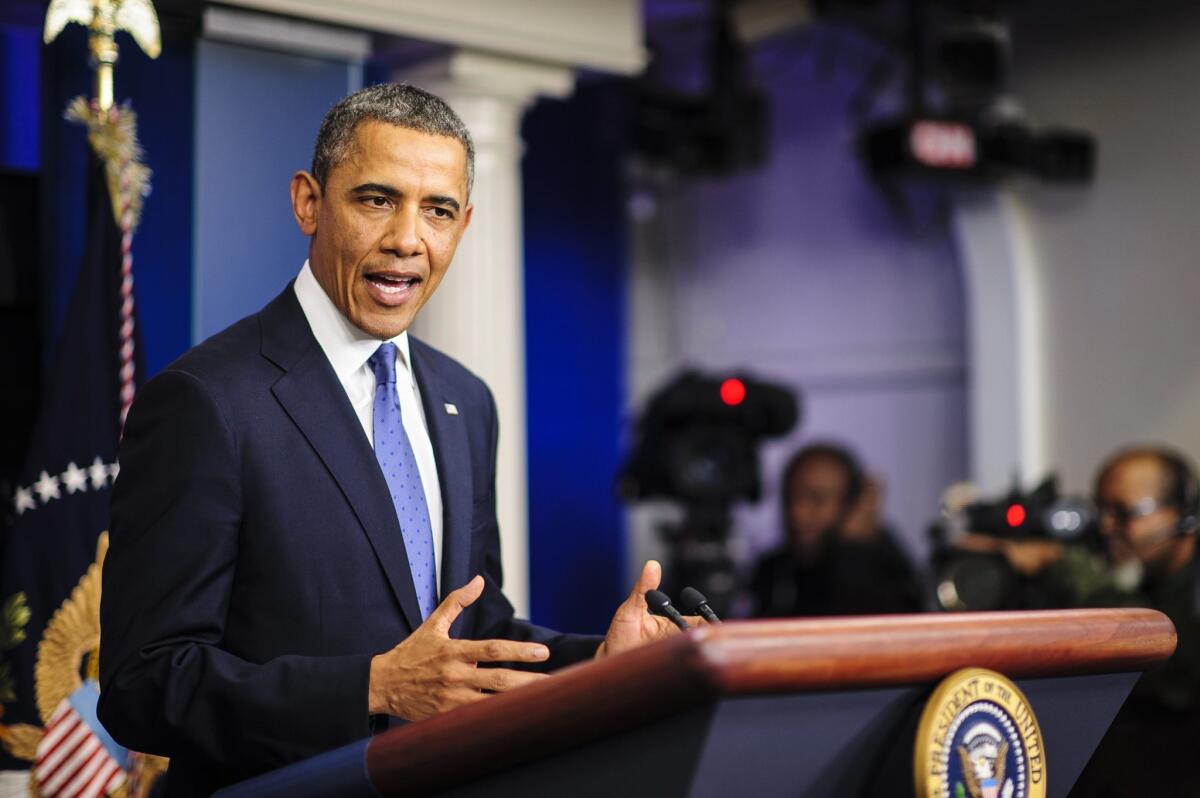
top-left (14, 486), bottom-right (36, 515)
top-left (108, 462), bottom-right (120, 482)
top-left (33, 470), bottom-right (61, 504)
top-left (89, 457), bottom-right (109, 490)
top-left (61, 461), bottom-right (88, 494)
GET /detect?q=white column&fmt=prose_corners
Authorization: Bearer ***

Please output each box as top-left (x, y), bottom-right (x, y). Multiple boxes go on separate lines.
top-left (400, 51), bottom-right (573, 617)
top-left (954, 189), bottom-right (1047, 493)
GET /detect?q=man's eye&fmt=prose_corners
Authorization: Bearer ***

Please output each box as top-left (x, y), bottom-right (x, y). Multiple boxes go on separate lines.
top-left (429, 207), bottom-right (452, 219)
top-left (365, 196), bottom-right (390, 208)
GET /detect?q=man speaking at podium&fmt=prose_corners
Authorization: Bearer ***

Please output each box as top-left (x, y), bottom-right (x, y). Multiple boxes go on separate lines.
top-left (98, 84), bottom-right (677, 796)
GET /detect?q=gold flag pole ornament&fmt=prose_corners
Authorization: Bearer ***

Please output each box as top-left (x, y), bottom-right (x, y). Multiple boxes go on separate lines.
top-left (43, 0), bottom-right (160, 234)
top-left (44, 0), bottom-right (162, 113)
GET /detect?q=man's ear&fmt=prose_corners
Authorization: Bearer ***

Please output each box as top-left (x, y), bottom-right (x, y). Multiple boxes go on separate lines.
top-left (461, 202), bottom-right (474, 233)
top-left (290, 171), bottom-right (321, 236)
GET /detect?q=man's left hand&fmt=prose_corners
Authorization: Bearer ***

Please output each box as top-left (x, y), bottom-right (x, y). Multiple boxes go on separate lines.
top-left (595, 560), bottom-right (700, 658)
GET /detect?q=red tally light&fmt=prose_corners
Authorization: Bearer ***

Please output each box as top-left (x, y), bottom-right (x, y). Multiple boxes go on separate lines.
top-left (910, 120), bottom-right (977, 170)
top-left (1006, 504), bottom-right (1026, 528)
top-left (719, 378), bottom-right (746, 406)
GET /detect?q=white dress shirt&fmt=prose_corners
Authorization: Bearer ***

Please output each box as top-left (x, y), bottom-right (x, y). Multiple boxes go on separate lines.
top-left (293, 261), bottom-right (444, 588)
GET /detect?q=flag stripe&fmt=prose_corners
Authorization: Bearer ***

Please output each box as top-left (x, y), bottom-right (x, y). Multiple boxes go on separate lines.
top-left (35, 716), bottom-right (89, 777)
top-left (46, 701), bottom-right (71, 726)
top-left (79, 759), bottom-right (123, 798)
top-left (59, 744), bottom-right (107, 798)
top-left (40, 734), bottom-right (100, 794)
top-left (103, 766), bottom-right (125, 795)
top-left (38, 711), bottom-right (82, 759)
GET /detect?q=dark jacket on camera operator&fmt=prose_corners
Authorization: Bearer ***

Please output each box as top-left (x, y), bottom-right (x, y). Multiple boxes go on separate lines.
top-left (1065, 554), bottom-right (1200, 797)
top-left (750, 444), bottom-right (924, 618)
top-left (1004, 448), bottom-right (1200, 798)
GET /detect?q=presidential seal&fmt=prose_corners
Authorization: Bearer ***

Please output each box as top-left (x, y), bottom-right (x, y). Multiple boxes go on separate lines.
top-left (914, 668), bottom-right (1046, 798)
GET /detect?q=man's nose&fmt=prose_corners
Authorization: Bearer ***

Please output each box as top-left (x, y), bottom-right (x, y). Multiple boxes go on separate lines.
top-left (381, 206), bottom-right (422, 256)
top-left (1099, 515), bottom-right (1131, 541)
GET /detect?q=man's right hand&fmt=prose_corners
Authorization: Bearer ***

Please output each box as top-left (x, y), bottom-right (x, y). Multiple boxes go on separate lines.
top-left (367, 575), bottom-right (550, 720)
top-left (840, 477), bottom-right (883, 542)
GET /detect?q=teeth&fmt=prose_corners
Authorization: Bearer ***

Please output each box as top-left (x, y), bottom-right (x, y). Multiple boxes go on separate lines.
top-left (369, 275), bottom-right (416, 288)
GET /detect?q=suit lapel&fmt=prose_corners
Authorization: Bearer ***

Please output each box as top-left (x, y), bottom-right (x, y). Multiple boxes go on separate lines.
top-left (410, 340), bottom-right (473, 638)
top-left (260, 288), bottom-right (425, 633)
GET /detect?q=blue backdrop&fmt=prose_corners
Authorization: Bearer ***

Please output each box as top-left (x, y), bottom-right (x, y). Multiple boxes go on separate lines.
top-left (193, 40), bottom-right (360, 341)
top-left (522, 83), bottom-right (630, 632)
top-left (0, 22), bottom-right (38, 172)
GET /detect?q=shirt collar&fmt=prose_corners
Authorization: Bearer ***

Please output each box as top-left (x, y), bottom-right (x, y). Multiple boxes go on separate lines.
top-left (293, 259), bottom-right (413, 384)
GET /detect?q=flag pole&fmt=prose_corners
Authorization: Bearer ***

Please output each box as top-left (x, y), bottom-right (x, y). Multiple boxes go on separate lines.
top-left (89, 3), bottom-right (119, 112)
top-left (44, 0), bottom-right (161, 429)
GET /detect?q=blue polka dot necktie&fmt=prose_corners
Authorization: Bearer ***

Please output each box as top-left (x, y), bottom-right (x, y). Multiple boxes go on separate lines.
top-left (369, 342), bottom-right (437, 620)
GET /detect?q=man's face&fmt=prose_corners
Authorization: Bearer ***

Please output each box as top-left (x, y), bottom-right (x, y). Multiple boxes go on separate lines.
top-left (1096, 455), bottom-right (1181, 568)
top-left (292, 121), bottom-right (473, 339)
top-left (787, 457), bottom-right (849, 549)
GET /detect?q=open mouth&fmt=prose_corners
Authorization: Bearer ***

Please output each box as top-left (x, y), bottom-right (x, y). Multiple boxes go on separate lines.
top-left (363, 271), bottom-right (423, 307)
top-left (365, 272), bottom-right (421, 293)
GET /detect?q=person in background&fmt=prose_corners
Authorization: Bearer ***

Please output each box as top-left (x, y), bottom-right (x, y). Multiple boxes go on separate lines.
top-left (749, 443), bottom-right (924, 617)
top-left (1046, 446), bottom-right (1199, 797)
top-left (963, 446), bottom-right (1198, 795)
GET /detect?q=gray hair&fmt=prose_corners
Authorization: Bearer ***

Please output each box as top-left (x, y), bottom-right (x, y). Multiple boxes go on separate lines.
top-left (311, 83), bottom-right (475, 195)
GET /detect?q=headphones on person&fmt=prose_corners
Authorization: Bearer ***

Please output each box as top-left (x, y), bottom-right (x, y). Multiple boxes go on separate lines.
top-left (1159, 450), bottom-right (1200, 537)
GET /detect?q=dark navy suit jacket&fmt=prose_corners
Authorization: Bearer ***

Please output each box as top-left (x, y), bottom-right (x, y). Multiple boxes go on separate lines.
top-left (98, 286), bottom-right (598, 796)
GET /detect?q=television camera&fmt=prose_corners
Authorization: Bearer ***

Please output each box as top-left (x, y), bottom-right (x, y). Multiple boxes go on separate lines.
top-left (930, 475), bottom-right (1098, 611)
top-left (618, 371), bottom-right (799, 614)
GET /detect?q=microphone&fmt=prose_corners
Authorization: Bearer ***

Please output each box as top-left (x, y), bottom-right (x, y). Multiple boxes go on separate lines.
top-left (645, 589), bottom-right (690, 630)
top-left (680, 586), bottom-right (721, 624)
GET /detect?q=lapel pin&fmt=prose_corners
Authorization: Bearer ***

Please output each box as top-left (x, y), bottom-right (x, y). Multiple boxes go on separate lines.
top-left (444, 403), bottom-right (459, 415)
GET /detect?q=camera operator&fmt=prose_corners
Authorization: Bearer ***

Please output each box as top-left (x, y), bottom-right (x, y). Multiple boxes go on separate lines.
top-left (1073, 447), bottom-right (1200, 796)
top-left (749, 443), bottom-right (924, 617)
top-left (973, 446), bottom-right (1199, 796)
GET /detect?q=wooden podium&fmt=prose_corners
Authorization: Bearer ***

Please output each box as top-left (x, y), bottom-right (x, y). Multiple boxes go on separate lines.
top-left (216, 608), bottom-right (1175, 798)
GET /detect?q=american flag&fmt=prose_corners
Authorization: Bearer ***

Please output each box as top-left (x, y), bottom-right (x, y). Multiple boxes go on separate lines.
top-left (34, 684), bottom-right (127, 798)
top-left (0, 121), bottom-right (145, 779)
